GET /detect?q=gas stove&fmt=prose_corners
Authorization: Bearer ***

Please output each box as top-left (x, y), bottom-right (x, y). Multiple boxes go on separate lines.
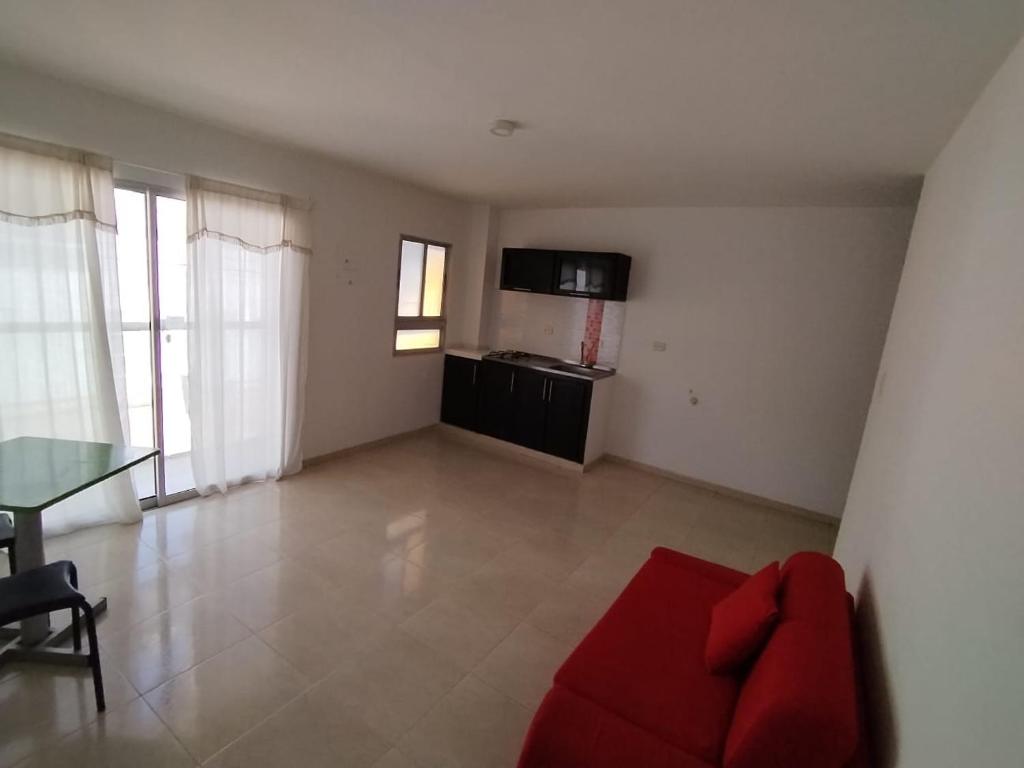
top-left (485, 349), bottom-right (532, 361)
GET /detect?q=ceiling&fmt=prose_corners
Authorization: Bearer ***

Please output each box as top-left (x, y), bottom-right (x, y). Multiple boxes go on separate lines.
top-left (1, 1), bottom-right (1022, 207)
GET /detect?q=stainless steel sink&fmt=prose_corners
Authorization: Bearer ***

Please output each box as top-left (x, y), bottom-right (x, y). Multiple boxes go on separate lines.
top-left (548, 363), bottom-right (604, 378)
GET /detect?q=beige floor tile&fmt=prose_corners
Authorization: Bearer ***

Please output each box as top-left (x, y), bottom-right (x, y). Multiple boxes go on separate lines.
top-left (403, 520), bottom-right (511, 583)
top-left (307, 627), bottom-right (464, 741)
top-left (258, 600), bottom-right (394, 682)
top-left (398, 674), bottom-right (532, 768)
top-left (447, 557), bottom-right (559, 622)
top-left (473, 623), bottom-right (573, 709)
top-left (55, 534), bottom-right (163, 587)
top-left (371, 750), bottom-right (418, 768)
top-left (524, 584), bottom-right (609, 646)
top-left (220, 560), bottom-right (334, 631)
top-left (488, 529), bottom-right (596, 581)
top-left (164, 530), bottom-right (283, 592)
top-left (399, 595), bottom-right (518, 671)
top-left (13, 698), bottom-right (196, 768)
top-left (204, 689), bottom-right (390, 768)
top-left (101, 593), bottom-right (251, 694)
top-left (562, 532), bottom-right (659, 602)
top-left (0, 664), bottom-right (139, 768)
top-left (335, 557), bottom-right (455, 621)
top-left (143, 635), bottom-right (308, 763)
top-left (79, 562), bottom-right (205, 640)
top-left (680, 524), bottom-right (759, 573)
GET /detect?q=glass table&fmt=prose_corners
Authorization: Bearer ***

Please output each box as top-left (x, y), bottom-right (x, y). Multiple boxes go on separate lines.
top-left (0, 436), bottom-right (158, 665)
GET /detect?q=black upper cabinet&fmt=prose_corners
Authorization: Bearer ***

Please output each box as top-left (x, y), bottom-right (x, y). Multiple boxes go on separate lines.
top-left (500, 248), bottom-right (556, 294)
top-left (440, 355), bottom-right (479, 431)
top-left (501, 248), bottom-right (631, 301)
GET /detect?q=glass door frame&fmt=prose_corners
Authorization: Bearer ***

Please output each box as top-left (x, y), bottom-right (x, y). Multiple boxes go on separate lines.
top-left (115, 179), bottom-right (198, 508)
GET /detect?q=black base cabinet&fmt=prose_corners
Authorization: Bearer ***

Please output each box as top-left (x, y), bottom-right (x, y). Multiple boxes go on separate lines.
top-left (441, 355), bottom-right (592, 463)
top-left (440, 355), bottom-right (480, 431)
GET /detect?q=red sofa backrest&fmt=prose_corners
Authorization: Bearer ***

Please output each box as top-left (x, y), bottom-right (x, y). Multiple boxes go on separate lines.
top-left (723, 552), bottom-right (859, 768)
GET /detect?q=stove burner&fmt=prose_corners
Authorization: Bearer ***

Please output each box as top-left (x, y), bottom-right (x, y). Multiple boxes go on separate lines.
top-left (487, 349), bottom-right (531, 361)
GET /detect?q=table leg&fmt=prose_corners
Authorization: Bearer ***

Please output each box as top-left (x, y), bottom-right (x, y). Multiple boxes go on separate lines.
top-left (12, 510), bottom-right (49, 644)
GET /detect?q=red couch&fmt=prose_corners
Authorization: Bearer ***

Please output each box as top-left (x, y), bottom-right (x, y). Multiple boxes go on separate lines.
top-left (518, 548), bottom-right (864, 768)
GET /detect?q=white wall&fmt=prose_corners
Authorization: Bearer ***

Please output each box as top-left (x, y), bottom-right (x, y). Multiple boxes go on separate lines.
top-left (834, 36), bottom-right (1024, 768)
top-left (0, 62), bottom-right (475, 460)
top-left (495, 206), bottom-right (914, 516)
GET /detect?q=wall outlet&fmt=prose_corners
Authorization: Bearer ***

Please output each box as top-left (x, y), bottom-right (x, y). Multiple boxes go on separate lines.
top-left (652, 340), bottom-right (667, 352)
top-left (543, 325), bottom-right (554, 336)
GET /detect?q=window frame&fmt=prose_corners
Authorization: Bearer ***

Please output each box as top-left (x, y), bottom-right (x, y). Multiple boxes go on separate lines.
top-left (392, 234), bottom-right (451, 355)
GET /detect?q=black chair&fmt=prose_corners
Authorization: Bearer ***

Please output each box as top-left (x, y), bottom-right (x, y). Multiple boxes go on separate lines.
top-left (0, 561), bottom-right (104, 710)
top-left (0, 513), bottom-right (14, 573)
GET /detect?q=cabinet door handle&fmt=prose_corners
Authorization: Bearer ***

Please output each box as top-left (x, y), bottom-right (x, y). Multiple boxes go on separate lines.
top-left (548, 380), bottom-right (554, 402)
top-left (472, 365), bottom-right (477, 386)
top-left (510, 370), bottom-right (516, 393)
top-left (540, 380), bottom-right (548, 400)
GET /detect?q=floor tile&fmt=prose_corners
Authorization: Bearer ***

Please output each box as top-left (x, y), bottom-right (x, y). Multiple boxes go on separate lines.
top-left (164, 530), bottom-right (283, 592)
top-left (220, 560), bottom-right (334, 631)
top-left (399, 595), bottom-right (518, 671)
top-left (370, 750), bottom-right (417, 768)
top-left (101, 593), bottom-right (251, 694)
top-left (79, 562), bottom-right (205, 640)
top-left (204, 689), bottom-right (390, 768)
top-left (306, 627), bottom-right (464, 741)
top-left (398, 675), bottom-right (532, 768)
top-left (258, 600), bottom-right (394, 682)
top-left (0, 664), bottom-right (138, 768)
top-left (13, 698), bottom-right (196, 768)
top-left (524, 584), bottom-right (609, 645)
top-left (473, 623), bottom-right (573, 709)
top-left (143, 635), bottom-right (308, 762)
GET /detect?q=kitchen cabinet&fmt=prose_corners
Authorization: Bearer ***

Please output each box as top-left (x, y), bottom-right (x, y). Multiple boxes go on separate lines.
top-left (440, 354), bottom-right (480, 431)
top-left (451, 357), bottom-right (594, 463)
top-left (500, 248), bottom-right (556, 293)
top-left (500, 248), bottom-right (631, 301)
top-left (542, 376), bottom-right (590, 462)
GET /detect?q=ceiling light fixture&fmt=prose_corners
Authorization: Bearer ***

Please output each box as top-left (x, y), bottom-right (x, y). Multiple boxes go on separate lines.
top-left (489, 119), bottom-right (521, 137)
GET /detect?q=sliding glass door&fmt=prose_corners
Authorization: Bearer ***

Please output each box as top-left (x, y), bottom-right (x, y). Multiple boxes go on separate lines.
top-left (113, 184), bottom-right (195, 505)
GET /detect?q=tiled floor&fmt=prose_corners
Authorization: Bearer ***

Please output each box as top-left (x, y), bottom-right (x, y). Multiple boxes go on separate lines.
top-left (0, 428), bottom-right (837, 767)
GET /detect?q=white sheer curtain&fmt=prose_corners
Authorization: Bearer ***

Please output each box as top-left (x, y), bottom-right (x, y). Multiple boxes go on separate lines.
top-left (0, 133), bottom-right (140, 535)
top-left (186, 176), bottom-right (310, 495)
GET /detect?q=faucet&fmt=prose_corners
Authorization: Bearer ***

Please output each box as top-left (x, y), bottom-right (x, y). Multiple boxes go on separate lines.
top-left (580, 340), bottom-right (594, 368)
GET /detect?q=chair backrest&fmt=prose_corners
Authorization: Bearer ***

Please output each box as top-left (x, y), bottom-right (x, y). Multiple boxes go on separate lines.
top-left (723, 552), bottom-right (859, 768)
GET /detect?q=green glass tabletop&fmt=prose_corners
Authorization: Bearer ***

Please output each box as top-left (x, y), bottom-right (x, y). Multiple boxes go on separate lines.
top-left (0, 437), bottom-right (159, 513)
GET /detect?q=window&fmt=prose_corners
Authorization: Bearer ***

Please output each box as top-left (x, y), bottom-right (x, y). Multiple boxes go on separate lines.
top-left (394, 235), bottom-right (450, 352)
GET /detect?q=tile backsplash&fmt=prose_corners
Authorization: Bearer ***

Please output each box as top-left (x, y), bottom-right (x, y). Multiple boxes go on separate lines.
top-left (490, 290), bottom-right (626, 366)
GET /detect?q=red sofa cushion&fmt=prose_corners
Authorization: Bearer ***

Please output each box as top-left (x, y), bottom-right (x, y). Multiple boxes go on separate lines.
top-left (554, 547), bottom-right (745, 765)
top-left (517, 685), bottom-right (716, 768)
top-left (705, 561), bottom-right (781, 673)
top-left (723, 552), bottom-right (859, 768)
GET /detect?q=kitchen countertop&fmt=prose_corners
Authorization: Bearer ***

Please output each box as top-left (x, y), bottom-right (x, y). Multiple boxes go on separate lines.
top-left (444, 346), bottom-right (490, 361)
top-left (480, 352), bottom-right (616, 381)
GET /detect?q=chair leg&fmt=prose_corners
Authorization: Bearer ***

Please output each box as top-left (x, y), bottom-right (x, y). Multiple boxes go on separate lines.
top-left (72, 606), bottom-right (82, 651)
top-left (81, 602), bottom-right (105, 712)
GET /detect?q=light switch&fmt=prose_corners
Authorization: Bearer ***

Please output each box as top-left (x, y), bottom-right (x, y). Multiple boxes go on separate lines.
top-left (543, 326), bottom-right (554, 336)
top-left (652, 341), bottom-right (667, 352)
